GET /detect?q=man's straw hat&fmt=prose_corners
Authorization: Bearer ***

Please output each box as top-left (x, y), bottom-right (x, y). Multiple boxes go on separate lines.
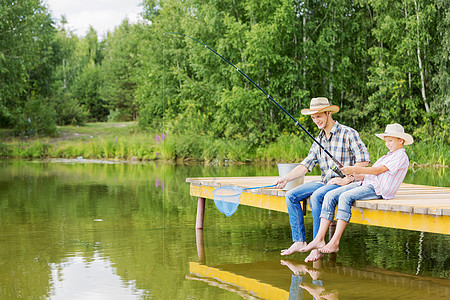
top-left (301, 97), bottom-right (340, 115)
top-left (375, 123), bottom-right (414, 145)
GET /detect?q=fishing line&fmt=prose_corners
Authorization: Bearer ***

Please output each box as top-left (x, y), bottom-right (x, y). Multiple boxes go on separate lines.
top-left (163, 32), bottom-right (345, 178)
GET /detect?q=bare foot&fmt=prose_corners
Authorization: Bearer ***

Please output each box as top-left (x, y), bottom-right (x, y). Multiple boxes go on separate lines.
top-left (299, 282), bottom-right (326, 299)
top-left (321, 291), bottom-right (339, 300)
top-left (304, 267), bottom-right (321, 281)
top-left (281, 242), bottom-right (307, 256)
top-left (304, 249), bottom-right (324, 262)
top-left (280, 260), bottom-right (308, 275)
top-left (299, 239), bottom-right (326, 252)
top-left (319, 241), bottom-right (339, 253)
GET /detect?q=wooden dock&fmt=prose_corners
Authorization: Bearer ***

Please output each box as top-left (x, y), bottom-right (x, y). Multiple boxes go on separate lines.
top-left (187, 176), bottom-right (450, 235)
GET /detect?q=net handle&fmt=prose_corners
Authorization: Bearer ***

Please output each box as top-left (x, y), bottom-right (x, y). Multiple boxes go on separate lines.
top-left (243, 184), bottom-right (277, 190)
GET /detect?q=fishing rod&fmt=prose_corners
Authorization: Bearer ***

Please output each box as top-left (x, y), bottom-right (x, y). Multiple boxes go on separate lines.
top-left (163, 32), bottom-right (345, 178)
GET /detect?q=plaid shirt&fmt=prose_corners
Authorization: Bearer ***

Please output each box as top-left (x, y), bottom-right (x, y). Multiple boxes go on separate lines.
top-left (301, 121), bottom-right (370, 184)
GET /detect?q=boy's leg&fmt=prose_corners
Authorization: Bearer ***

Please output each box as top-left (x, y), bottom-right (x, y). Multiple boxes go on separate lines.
top-left (302, 183), bottom-right (357, 261)
top-left (320, 184), bottom-right (380, 253)
top-left (319, 219), bottom-right (348, 253)
top-left (300, 218), bottom-right (331, 253)
top-left (282, 181), bottom-right (324, 255)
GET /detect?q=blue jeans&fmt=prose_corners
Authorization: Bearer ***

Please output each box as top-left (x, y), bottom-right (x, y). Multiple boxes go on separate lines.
top-left (289, 275), bottom-right (303, 300)
top-left (286, 181), bottom-right (340, 242)
top-left (321, 183), bottom-right (382, 222)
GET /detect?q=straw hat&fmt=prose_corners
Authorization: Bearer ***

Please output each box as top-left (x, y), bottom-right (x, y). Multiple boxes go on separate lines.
top-left (375, 123), bottom-right (414, 145)
top-left (301, 97), bottom-right (340, 115)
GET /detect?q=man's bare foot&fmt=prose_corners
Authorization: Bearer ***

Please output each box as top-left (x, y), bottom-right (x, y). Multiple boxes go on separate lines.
top-left (304, 249), bottom-right (324, 262)
top-left (280, 260), bottom-right (308, 275)
top-left (319, 241), bottom-right (339, 253)
top-left (281, 242), bottom-right (307, 256)
top-left (299, 239), bottom-right (326, 252)
top-left (304, 267), bottom-right (321, 281)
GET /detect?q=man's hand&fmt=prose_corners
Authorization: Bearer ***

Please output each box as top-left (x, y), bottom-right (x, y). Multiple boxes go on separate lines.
top-left (274, 177), bottom-right (288, 189)
top-left (327, 176), bottom-right (353, 186)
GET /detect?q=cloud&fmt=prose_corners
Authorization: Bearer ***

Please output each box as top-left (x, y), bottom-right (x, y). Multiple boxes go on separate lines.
top-left (45, 0), bottom-right (142, 36)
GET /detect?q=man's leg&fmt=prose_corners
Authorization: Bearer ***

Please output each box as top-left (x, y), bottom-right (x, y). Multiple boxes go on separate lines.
top-left (310, 184), bottom-right (341, 239)
top-left (281, 181), bottom-right (324, 256)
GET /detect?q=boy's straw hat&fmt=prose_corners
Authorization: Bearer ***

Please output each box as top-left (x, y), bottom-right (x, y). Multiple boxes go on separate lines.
top-left (301, 97), bottom-right (340, 115)
top-left (375, 123), bottom-right (414, 145)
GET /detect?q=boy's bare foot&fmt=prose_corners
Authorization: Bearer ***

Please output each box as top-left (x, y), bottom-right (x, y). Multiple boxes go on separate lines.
top-left (299, 239), bottom-right (326, 252)
top-left (304, 249), bottom-right (324, 262)
top-left (299, 282), bottom-right (326, 299)
top-left (319, 241), bottom-right (339, 253)
top-left (321, 291), bottom-right (339, 300)
top-left (281, 241), bottom-right (307, 256)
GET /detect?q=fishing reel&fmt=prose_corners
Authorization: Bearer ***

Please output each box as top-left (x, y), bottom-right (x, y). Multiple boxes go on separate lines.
top-left (331, 165), bottom-right (346, 178)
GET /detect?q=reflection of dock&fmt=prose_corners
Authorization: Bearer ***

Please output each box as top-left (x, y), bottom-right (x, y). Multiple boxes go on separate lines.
top-left (187, 260), bottom-right (450, 299)
top-left (187, 176), bottom-right (450, 234)
top-left (188, 262), bottom-right (289, 299)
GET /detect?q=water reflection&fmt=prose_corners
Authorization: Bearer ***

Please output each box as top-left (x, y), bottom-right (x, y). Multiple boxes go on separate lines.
top-left (192, 228), bottom-right (450, 299)
top-left (0, 161), bottom-right (448, 299)
top-left (188, 258), bottom-right (450, 299)
top-left (50, 252), bottom-right (146, 299)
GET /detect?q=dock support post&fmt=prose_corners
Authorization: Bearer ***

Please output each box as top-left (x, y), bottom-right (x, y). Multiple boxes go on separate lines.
top-left (328, 220), bottom-right (337, 240)
top-left (196, 229), bottom-right (206, 264)
top-left (196, 197), bottom-right (206, 229)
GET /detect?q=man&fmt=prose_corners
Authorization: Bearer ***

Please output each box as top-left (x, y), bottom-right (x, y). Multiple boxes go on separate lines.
top-left (274, 97), bottom-right (370, 262)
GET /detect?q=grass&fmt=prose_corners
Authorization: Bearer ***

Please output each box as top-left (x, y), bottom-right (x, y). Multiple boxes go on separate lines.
top-left (0, 122), bottom-right (448, 167)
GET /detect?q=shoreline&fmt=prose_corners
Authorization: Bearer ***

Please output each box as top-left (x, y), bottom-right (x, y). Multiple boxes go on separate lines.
top-left (2, 157), bottom-right (448, 169)
top-left (1, 122), bottom-right (448, 168)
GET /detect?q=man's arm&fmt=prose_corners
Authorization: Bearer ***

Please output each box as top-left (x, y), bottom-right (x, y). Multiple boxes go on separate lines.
top-left (274, 164), bottom-right (309, 189)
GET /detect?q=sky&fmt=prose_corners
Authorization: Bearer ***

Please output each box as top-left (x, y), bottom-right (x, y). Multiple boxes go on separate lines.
top-left (45, 0), bottom-right (144, 37)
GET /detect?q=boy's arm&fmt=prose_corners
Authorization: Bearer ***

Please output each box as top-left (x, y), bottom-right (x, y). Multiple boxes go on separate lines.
top-left (341, 165), bottom-right (388, 176)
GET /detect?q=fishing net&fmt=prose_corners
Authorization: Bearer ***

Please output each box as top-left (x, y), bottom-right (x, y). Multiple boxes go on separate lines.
top-left (213, 184), bottom-right (276, 217)
top-left (213, 186), bottom-right (244, 217)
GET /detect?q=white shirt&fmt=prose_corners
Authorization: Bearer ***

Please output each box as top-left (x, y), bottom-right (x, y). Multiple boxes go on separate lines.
top-left (362, 148), bottom-right (409, 199)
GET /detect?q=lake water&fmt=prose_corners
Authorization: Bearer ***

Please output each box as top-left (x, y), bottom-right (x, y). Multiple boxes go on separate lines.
top-left (0, 161), bottom-right (448, 299)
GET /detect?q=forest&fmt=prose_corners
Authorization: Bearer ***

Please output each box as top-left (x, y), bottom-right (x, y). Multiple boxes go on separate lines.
top-left (0, 0), bottom-right (448, 161)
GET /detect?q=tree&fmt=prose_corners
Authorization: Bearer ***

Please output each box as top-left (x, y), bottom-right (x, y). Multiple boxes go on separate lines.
top-left (0, 0), bottom-right (56, 132)
top-left (100, 20), bottom-right (140, 121)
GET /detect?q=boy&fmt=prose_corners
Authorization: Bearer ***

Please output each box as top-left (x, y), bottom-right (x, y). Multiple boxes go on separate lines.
top-left (299, 123), bottom-right (413, 258)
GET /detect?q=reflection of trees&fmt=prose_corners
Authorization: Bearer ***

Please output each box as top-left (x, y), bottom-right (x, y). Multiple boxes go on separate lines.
top-left (337, 224), bottom-right (450, 279)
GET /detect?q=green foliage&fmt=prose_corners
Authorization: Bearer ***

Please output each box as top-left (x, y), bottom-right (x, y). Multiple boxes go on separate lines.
top-left (133, 0), bottom-right (448, 150)
top-left (0, 0), bottom-right (448, 157)
top-left (71, 64), bottom-right (108, 121)
top-left (0, 0), bottom-right (56, 129)
top-left (100, 20), bottom-right (140, 121)
top-left (12, 95), bottom-right (57, 136)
